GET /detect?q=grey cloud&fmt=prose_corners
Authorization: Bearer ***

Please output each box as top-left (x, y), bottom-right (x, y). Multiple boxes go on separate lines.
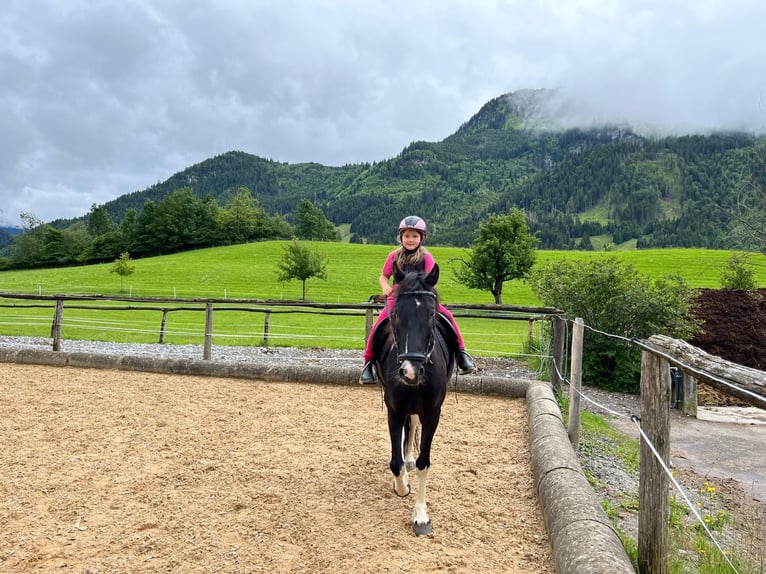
top-left (1, 0), bottom-right (765, 227)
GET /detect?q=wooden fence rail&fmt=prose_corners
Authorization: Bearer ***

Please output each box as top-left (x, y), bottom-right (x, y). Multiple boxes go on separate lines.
top-left (634, 335), bottom-right (766, 573)
top-left (0, 292), bottom-right (567, 383)
top-left (565, 330), bottom-right (766, 574)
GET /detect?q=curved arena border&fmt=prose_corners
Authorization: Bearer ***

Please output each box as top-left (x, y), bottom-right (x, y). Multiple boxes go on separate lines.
top-left (0, 348), bottom-right (634, 573)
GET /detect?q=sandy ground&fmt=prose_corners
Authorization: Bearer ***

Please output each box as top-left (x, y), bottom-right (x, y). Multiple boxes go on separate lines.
top-left (0, 364), bottom-right (554, 574)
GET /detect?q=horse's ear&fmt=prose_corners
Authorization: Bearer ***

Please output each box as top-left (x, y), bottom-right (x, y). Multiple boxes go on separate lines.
top-left (426, 263), bottom-right (440, 287)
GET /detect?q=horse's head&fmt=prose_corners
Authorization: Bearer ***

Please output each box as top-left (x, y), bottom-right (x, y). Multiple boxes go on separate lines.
top-left (391, 264), bottom-right (439, 385)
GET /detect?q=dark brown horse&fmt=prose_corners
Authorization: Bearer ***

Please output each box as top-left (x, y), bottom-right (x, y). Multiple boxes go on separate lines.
top-left (369, 264), bottom-right (455, 535)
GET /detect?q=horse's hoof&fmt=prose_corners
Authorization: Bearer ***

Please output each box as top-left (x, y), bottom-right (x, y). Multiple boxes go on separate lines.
top-left (392, 483), bottom-right (410, 497)
top-left (413, 520), bottom-right (432, 536)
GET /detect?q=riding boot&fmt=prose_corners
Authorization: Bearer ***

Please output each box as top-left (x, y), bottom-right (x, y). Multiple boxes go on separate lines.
top-left (457, 350), bottom-right (477, 374)
top-left (359, 361), bottom-right (376, 384)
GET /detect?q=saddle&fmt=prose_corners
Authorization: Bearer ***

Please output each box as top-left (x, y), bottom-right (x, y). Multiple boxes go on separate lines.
top-left (371, 314), bottom-right (458, 371)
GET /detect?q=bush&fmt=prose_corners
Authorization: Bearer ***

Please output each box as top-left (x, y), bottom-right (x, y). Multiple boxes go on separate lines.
top-left (528, 256), bottom-right (701, 393)
top-left (721, 252), bottom-right (757, 290)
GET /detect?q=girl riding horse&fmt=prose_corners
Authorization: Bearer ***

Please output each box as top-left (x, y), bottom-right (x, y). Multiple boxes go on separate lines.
top-left (360, 215), bottom-right (476, 383)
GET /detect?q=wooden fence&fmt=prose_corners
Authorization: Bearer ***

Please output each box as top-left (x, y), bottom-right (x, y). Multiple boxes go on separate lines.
top-left (0, 292), bottom-right (567, 384)
top-left (634, 335), bottom-right (766, 574)
top-left (567, 325), bottom-right (766, 574)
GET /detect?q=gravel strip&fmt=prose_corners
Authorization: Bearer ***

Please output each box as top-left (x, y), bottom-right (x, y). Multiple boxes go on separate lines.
top-left (0, 336), bottom-right (540, 379)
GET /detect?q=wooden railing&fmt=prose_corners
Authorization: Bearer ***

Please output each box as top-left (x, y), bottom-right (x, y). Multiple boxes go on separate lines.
top-left (567, 324), bottom-right (766, 574)
top-left (633, 335), bottom-right (765, 574)
top-left (0, 292), bottom-right (567, 383)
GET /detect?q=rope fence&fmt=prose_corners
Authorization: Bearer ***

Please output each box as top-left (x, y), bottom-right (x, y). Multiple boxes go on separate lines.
top-left (0, 293), bottom-right (562, 366)
top-left (554, 316), bottom-right (761, 573)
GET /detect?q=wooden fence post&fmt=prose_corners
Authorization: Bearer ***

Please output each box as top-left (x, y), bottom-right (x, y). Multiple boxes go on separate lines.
top-left (51, 299), bottom-right (64, 352)
top-left (638, 350), bottom-right (671, 574)
top-left (263, 311), bottom-right (271, 347)
top-left (158, 309), bottom-right (169, 343)
top-left (551, 314), bottom-right (567, 393)
top-left (567, 317), bottom-right (584, 446)
top-left (203, 303), bottom-right (213, 360)
top-left (365, 308), bottom-right (374, 341)
top-left (681, 373), bottom-right (698, 416)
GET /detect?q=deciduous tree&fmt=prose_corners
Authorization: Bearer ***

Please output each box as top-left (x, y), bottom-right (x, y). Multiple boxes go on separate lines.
top-left (110, 252), bottom-right (135, 292)
top-left (528, 256), bottom-right (700, 392)
top-left (294, 199), bottom-right (338, 241)
top-left (216, 186), bottom-right (271, 243)
top-left (453, 208), bottom-right (538, 303)
top-left (276, 240), bottom-right (328, 300)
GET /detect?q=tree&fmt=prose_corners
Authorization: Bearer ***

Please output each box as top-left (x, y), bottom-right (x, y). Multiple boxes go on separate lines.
top-left (84, 230), bottom-right (125, 262)
top-left (9, 213), bottom-right (46, 268)
top-left (729, 146), bottom-right (766, 255)
top-left (276, 240), bottom-right (328, 300)
top-left (86, 204), bottom-right (116, 237)
top-left (119, 208), bottom-right (139, 252)
top-left (528, 256), bottom-right (700, 393)
top-left (58, 221), bottom-right (91, 264)
top-left (294, 199), bottom-right (339, 241)
top-left (110, 252), bottom-right (135, 292)
top-left (216, 186), bottom-right (271, 243)
top-left (453, 208), bottom-right (538, 303)
top-left (150, 188), bottom-right (219, 253)
top-left (133, 200), bottom-right (160, 255)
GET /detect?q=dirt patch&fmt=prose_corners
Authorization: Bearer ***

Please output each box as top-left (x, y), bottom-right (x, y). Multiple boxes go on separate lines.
top-left (0, 364), bottom-right (554, 574)
top-left (691, 288), bottom-right (766, 406)
top-left (690, 288), bottom-right (766, 371)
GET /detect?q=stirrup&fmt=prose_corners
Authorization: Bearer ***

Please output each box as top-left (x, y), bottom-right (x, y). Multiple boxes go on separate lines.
top-left (457, 351), bottom-right (477, 374)
top-left (359, 361), bottom-right (376, 384)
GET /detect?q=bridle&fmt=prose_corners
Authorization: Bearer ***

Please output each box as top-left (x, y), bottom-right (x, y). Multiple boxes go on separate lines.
top-left (389, 289), bottom-right (437, 365)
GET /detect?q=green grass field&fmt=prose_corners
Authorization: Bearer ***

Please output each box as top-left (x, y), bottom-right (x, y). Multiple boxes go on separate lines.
top-left (1, 242), bottom-right (764, 358)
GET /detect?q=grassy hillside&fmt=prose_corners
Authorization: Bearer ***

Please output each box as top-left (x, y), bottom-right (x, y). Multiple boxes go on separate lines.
top-left (2, 242), bottom-right (762, 301)
top-left (1, 243), bottom-right (764, 357)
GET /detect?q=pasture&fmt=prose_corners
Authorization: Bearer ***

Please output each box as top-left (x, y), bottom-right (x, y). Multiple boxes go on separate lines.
top-left (0, 363), bottom-right (554, 573)
top-left (0, 243), bottom-right (764, 357)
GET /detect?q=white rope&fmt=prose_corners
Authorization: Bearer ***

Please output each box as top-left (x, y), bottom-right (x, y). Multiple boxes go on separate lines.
top-left (553, 317), bottom-right (742, 571)
top-left (631, 416), bottom-right (740, 574)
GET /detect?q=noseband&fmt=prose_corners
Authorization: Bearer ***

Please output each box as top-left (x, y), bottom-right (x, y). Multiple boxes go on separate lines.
top-left (390, 290), bottom-right (436, 364)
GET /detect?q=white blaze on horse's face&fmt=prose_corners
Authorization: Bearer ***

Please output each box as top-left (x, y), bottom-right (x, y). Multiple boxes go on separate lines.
top-left (400, 358), bottom-right (417, 382)
top-left (398, 331), bottom-right (421, 384)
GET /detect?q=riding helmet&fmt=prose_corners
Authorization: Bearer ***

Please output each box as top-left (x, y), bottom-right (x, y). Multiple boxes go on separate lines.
top-left (398, 215), bottom-right (427, 240)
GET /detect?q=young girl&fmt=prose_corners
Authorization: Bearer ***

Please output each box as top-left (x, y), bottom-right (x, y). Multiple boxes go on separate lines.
top-left (360, 215), bottom-right (477, 383)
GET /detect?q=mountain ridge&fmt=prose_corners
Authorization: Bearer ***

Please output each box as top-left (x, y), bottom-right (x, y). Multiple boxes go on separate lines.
top-left (53, 88), bottom-right (766, 249)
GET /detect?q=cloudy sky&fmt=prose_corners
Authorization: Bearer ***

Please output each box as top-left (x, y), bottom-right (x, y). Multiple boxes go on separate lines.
top-left (2, 0), bottom-right (765, 227)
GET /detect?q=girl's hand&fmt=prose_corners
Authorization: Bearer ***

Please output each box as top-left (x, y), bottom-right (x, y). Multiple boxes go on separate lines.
top-left (382, 285), bottom-right (393, 296)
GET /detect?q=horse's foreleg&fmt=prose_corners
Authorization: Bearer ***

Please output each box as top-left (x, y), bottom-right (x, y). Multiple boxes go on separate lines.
top-left (403, 414), bottom-right (419, 472)
top-left (410, 412), bottom-right (440, 536)
top-left (388, 413), bottom-right (410, 497)
top-left (415, 410), bottom-right (440, 471)
top-left (392, 465), bottom-right (410, 497)
top-left (412, 467), bottom-right (432, 536)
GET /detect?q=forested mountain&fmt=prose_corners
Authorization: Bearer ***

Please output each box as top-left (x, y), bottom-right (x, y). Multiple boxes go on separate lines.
top-left (48, 88), bottom-right (766, 249)
top-left (0, 227), bottom-right (22, 251)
